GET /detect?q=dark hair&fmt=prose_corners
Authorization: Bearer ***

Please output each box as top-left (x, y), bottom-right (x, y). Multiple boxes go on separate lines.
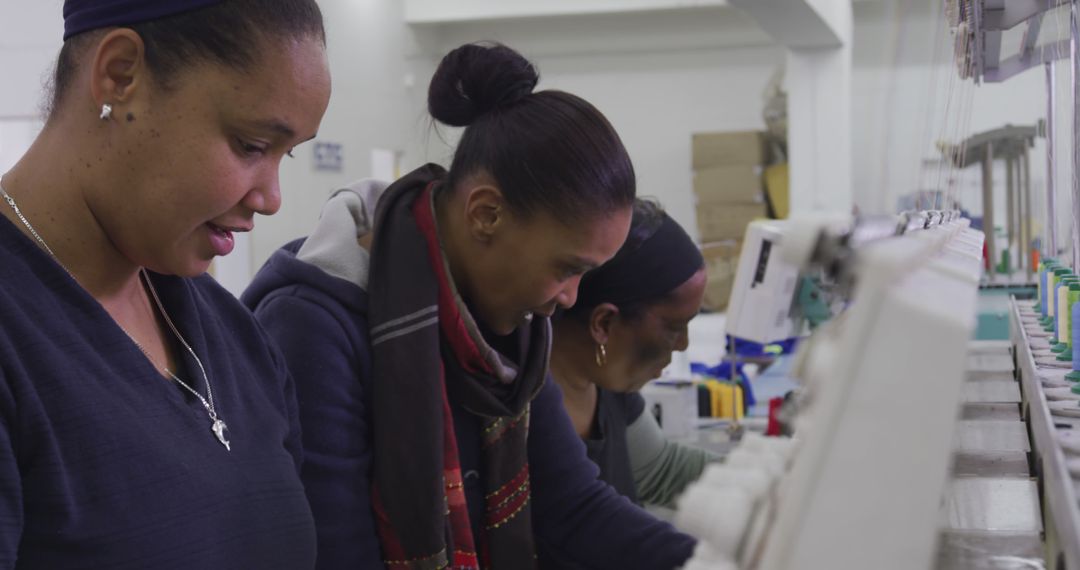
top-left (617, 198), bottom-right (667, 255)
top-left (48, 0), bottom-right (325, 117)
top-left (428, 42), bottom-right (635, 223)
top-left (564, 199), bottom-right (667, 321)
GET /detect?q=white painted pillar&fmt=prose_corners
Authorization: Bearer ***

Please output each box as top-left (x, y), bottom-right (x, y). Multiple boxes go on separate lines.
top-left (729, 0), bottom-right (854, 215)
top-left (787, 42), bottom-right (853, 213)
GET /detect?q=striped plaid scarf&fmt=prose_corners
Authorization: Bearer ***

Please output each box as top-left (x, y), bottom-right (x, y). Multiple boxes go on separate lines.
top-left (368, 164), bottom-right (548, 569)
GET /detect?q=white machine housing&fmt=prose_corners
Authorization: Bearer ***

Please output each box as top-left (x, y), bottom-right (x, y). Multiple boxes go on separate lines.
top-left (725, 220), bottom-right (801, 344)
top-left (677, 218), bottom-right (984, 570)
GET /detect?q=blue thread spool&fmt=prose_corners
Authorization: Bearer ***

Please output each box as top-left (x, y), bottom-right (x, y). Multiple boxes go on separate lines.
top-left (1070, 298), bottom-right (1080, 384)
top-left (1042, 265), bottom-right (1051, 317)
top-left (1053, 278), bottom-right (1065, 343)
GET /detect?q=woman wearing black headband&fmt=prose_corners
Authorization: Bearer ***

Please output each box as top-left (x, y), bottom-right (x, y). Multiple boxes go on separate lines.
top-left (0, 1), bottom-right (329, 568)
top-left (243, 43), bottom-right (695, 570)
top-left (551, 199), bottom-right (719, 509)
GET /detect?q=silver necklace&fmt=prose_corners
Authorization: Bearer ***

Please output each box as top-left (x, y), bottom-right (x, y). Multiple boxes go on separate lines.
top-left (0, 182), bottom-right (231, 451)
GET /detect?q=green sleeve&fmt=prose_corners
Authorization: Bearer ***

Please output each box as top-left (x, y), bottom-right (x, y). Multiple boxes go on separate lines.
top-left (626, 408), bottom-right (723, 508)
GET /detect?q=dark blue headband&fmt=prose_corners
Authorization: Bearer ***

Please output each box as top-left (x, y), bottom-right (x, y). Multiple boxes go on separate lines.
top-left (63, 0), bottom-right (225, 40)
top-left (575, 212), bottom-right (705, 310)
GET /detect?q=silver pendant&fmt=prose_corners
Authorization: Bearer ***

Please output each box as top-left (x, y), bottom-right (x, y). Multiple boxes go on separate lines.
top-left (212, 419), bottom-right (231, 451)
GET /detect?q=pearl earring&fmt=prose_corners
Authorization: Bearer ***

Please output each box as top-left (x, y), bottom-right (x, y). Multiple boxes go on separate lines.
top-left (99, 103), bottom-right (113, 121)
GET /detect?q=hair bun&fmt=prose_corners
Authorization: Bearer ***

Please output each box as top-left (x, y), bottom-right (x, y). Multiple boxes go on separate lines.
top-left (428, 42), bottom-right (539, 127)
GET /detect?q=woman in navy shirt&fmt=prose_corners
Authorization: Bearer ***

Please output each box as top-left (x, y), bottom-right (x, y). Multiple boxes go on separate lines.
top-left (245, 42), bottom-right (697, 569)
top-left (0, 1), bottom-right (330, 568)
top-left (551, 199), bottom-right (720, 508)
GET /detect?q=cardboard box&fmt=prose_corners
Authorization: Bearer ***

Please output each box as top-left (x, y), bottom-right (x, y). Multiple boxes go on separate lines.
top-left (693, 165), bottom-right (764, 205)
top-left (696, 202), bottom-right (767, 242)
top-left (700, 241), bottom-right (741, 312)
top-left (692, 131), bottom-right (766, 169)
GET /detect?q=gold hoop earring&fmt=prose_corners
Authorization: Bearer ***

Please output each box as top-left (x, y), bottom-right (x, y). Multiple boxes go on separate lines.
top-left (595, 343), bottom-right (607, 367)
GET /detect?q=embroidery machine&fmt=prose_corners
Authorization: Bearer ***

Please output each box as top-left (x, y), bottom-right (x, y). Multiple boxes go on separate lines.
top-left (663, 0), bottom-right (1080, 566)
top-left (675, 213), bottom-right (985, 570)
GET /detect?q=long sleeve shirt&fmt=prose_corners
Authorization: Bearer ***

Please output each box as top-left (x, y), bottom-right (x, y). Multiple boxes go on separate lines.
top-left (0, 215), bottom-right (316, 570)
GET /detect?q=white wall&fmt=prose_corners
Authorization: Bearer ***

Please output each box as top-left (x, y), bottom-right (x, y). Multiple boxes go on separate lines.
top-left (402, 6), bottom-right (781, 243)
top-left (0, 0), bottom-right (62, 118)
top-left (402, 0), bottom-right (1064, 248)
top-left (402, 2), bottom-right (938, 234)
top-left (852, 0), bottom-right (1068, 253)
top-left (403, 0), bottom-right (728, 24)
top-left (1, 0), bottom-right (1069, 278)
top-left (0, 0), bottom-right (428, 275)
top-left (253, 0), bottom-right (427, 266)
top-left (0, 1), bottom-right (60, 172)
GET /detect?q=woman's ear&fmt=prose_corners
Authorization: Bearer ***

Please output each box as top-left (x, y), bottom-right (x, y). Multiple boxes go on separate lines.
top-left (462, 184), bottom-right (506, 243)
top-left (588, 303), bottom-right (620, 345)
top-left (89, 29), bottom-right (147, 111)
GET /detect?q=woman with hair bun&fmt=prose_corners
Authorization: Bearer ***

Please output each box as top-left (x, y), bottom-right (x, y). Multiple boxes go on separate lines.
top-left (244, 43), bottom-right (696, 569)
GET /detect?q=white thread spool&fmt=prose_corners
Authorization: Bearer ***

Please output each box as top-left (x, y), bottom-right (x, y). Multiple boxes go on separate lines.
top-left (738, 433), bottom-right (796, 464)
top-left (769, 437), bottom-right (798, 462)
top-left (725, 445), bottom-right (785, 478)
top-left (675, 484), bottom-right (755, 558)
top-left (681, 558), bottom-right (738, 570)
top-left (699, 464), bottom-right (771, 500)
top-left (681, 541), bottom-right (739, 570)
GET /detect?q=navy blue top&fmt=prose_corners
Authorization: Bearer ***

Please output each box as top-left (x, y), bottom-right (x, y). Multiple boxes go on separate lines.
top-left (0, 216), bottom-right (316, 569)
top-left (585, 390), bottom-right (647, 504)
top-left (243, 240), bottom-right (697, 570)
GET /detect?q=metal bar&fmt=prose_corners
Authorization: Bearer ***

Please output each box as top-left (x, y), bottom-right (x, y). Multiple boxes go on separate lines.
top-left (1024, 146), bottom-right (1034, 278)
top-left (1048, 61), bottom-right (1059, 257)
top-left (974, 0), bottom-right (985, 84)
top-left (985, 40), bottom-right (1070, 83)
top-left (1073, 0), bottom-right (1080, 271)
top-left (984, 29), bottom-right (1004, 74)
top-left (1010, 154), bottom-right (1019, 273)
top-left (1011, 298), bottom-right (1080, 568)
top-left (1022, 12), bottom-right (1044, 55)
top-left (1014, 155), bottom-right (1022, 272)
top-left (984, 142), bottom-right (997, 278)
top-left (982, 0), bottom-right (1059, 31)
top-left (1020, 154), bottom-right (1026, 271)
top-left (1007, 156), bottom-right (1016, 268)
top-left (1023, 151), bottom-right (1030, 272)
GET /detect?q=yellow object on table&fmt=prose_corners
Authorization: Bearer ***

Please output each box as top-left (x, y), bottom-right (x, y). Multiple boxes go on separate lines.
top-left (764, 162), bottom-right (789, 219)
top-left (704, 379), bottom-right (744, 420)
